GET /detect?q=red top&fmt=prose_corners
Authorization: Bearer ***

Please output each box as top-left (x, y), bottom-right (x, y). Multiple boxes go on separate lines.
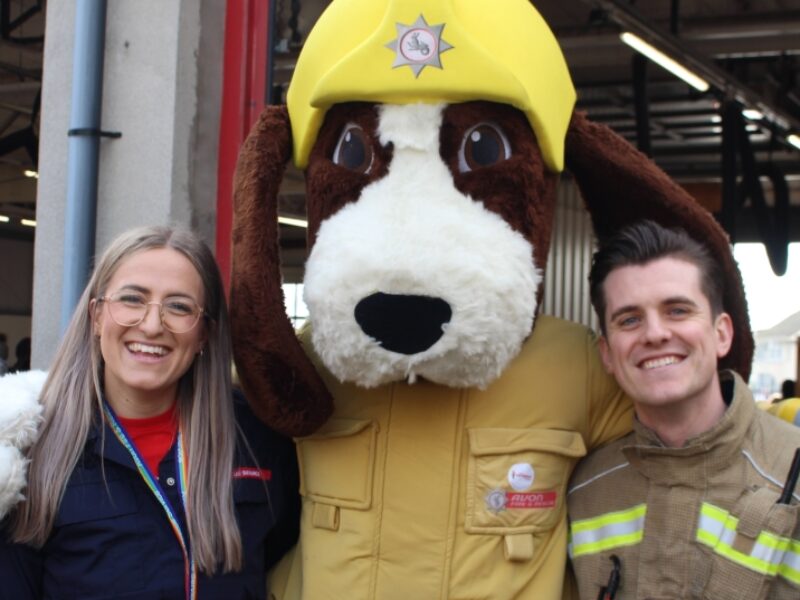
top-left (118, 403), bottom-right (179, 476)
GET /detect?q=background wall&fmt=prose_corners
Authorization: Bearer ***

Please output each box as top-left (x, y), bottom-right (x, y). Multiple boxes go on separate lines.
top-left (0, 236), bottom-right (33, 362)
top-left (32, 0), bottom-right (225, 368)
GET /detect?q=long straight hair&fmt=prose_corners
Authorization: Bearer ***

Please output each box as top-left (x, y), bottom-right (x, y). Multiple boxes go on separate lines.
top-left (11, 226), bottom-right (243, 573)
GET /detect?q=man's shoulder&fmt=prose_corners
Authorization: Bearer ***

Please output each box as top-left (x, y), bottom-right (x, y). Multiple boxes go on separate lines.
top-left (746, 407), bottom-right (800, 491)
top-left (568, 433), bottom-right (634, 495)
top-left (751, 406), bottom-right (800, 450)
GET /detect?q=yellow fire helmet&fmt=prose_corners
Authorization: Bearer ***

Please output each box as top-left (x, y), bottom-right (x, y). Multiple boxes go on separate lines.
top-left (287, 0), bottom-right (576, 172)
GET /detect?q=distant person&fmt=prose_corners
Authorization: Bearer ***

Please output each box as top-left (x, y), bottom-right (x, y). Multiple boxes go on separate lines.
top-left (568, 221), bottom-right (800, 599)
top-left (8, 336), bottom-right (30, 373)
top-left (0, 333), bottom-right (8, 375)
top-left (768, 379), bottom-right (800, 426)
top-left (781, 378), bottom-right (797, 401)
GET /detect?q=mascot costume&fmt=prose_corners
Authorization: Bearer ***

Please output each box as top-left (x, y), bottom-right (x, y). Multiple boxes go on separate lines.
top-left (0, 1), bottom-right (753, 599)
top-left (229, 0), bottom-right (752, 598)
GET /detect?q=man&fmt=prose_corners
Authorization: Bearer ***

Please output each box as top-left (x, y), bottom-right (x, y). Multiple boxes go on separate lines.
top-left (567, 220), bottom-right (800, 600)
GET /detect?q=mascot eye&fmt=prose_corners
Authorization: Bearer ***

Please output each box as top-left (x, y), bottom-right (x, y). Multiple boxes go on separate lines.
top-left (332, 124), bottom-right (374, 174)
top-left (458, 123), bottom-right (511, 172)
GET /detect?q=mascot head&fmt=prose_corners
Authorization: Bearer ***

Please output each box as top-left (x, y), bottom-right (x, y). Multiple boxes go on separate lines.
top-left (231, 0), bottom-right (753, 435)
top-left (286, 0), bottom-right (576, 389)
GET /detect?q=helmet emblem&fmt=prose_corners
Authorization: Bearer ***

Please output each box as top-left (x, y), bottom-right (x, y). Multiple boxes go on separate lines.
top-left (386, 14), bottom-right (453, 78)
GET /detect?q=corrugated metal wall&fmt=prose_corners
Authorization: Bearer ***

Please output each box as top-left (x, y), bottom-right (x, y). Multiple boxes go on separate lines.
top-left (541, 179), bottom-right (599, 331)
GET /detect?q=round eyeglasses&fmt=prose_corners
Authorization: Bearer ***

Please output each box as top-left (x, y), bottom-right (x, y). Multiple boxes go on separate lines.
top-left (98, 291), bottom-right (205, 333)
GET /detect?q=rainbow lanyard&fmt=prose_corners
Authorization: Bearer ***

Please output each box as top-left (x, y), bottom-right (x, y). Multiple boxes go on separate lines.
top-left (102, 402), bottom-right (197, 600)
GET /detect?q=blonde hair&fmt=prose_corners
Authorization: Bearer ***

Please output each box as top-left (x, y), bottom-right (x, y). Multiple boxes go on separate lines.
top-left (12, 226), bottom-right (243, 573)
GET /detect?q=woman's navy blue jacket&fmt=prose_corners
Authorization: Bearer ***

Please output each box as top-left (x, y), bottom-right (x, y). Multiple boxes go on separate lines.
top-left (0, 393), bottom-right (300, 599)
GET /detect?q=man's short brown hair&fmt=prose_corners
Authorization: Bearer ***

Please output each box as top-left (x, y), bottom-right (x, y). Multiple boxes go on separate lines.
top-left (589, 220), bottom-right (725, 334)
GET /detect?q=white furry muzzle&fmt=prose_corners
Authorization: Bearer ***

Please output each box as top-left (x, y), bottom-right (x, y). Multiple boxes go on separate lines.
top-left (304, 104), bottom-right (541, 389)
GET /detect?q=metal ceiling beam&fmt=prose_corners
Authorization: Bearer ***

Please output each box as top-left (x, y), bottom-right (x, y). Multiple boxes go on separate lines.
top-left (559, 15), bottom-right (800, 58)
top-left (581, 0), bottom-right (800, 134)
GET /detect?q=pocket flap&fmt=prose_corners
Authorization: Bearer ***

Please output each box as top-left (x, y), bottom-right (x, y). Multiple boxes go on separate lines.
top-left (466, 428), bottom-right (586, 535)
top-left (297, 418), bottom-right (377, 510)
top-left (55, 479), bottom-right (138, 526)
top-left (233, 478), bottom-right (270, 504)
top-left (468, 428), bottom-right (586, 458)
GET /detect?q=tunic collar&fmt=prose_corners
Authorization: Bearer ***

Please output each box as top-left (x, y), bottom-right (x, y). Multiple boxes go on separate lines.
top-left (622, 370), bottom-right (755, 483)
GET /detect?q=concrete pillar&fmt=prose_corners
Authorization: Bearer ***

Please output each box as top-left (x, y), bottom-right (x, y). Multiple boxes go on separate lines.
top-left (32, 0), bottom-right (225, 367)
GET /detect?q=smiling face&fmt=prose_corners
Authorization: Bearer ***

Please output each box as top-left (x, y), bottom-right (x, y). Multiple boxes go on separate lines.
top-left (91, 247), bottom-right (206, 417)
top-left (599, 256), bottom-right (733, 433)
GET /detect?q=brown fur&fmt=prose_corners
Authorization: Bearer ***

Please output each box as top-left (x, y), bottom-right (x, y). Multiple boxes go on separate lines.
top-left (305, 103), bottom-right (393, 248)
top-left (566, 111), bottom-right (753, 379)
top-left (230, 106), bottom-right (333, 436)
top-left (440, 101), bottom-right (559, 285)
top-left (230, 104), bottom-right (754, 434)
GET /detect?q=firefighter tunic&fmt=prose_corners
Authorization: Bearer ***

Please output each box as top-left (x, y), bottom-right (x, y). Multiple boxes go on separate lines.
top-left (567, 370), bottom-right (800, 600)
top-left (273, 316), bottom-right (631, 600)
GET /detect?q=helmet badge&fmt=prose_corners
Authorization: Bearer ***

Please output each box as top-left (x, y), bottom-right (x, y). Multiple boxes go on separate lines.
top-left (386, 14), bottom-right (453, 78)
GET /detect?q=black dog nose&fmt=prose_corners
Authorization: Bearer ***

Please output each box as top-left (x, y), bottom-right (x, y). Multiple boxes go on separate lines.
top-left (354, 293), bottom-right (452, 355)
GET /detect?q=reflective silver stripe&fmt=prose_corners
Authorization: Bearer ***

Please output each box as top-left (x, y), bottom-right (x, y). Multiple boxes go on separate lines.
top-left (698, 509), bottom-right (736, 546)
top-left (571, 514), bottom-right (645, 549)
top-left (569, 504), bottom-right (646, 557)
top-left (567, 461), bottom-right (629, 496)
top-left (741, 450), bottom-right (800, 503)
top-left (697, 502), bottom-right (800, 585)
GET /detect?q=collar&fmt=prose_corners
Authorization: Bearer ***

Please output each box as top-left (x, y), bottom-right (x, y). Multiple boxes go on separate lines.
top-left (85, 413), bottom-right (143, 472)
top-left (622, 370), bottom-right (755, 484)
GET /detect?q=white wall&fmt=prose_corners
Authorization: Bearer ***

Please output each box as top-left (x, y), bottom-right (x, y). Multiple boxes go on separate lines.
top-left (32, 0), bottom-right (225, 368)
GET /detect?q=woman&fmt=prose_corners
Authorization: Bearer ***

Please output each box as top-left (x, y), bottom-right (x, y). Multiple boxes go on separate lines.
top-left (0, 226), bottom-right (299, 599)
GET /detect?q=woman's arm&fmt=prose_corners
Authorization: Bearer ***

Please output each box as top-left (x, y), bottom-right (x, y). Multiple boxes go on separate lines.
top-left (0, 528), bottom-right (43, 600)
top-left (264, 436), bottom-right (301, 571)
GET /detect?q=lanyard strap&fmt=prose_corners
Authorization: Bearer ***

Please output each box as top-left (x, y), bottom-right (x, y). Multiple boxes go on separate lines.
top-left (103, 402), bottom-right (197, 600)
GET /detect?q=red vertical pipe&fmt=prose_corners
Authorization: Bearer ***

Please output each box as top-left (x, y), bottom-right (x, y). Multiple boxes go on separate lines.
top-left (216, 0), bottom-right (270, 292)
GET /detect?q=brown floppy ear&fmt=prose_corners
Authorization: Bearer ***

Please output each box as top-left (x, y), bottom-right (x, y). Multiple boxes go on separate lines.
top-left (565, 111), bottom-right (753, 380)
top-left (231, 105), bottom-right (333, 436)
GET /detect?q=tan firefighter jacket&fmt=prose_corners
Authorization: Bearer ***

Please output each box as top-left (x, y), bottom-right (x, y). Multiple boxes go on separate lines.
top-left (567, 370), bottom-right (800, 600)
top-left (270, 316), bottom-right (631, 600)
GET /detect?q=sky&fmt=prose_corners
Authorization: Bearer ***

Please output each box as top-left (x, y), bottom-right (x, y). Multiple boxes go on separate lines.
top-left (733, 242), bottom-right (800, 332)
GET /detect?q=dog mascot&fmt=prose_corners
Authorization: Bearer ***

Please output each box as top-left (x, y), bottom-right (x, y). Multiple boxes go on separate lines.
top-left (0, 1), bottom-right (752, 599)
top-left (229, 0), bottom-right (752, 598)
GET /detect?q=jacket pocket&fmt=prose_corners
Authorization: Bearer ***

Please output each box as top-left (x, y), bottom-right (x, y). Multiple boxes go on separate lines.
top-left (700, 487), bottom-right (800, 600)
top-left (54, 478), bottom-right (138, 526)
top-left (233, 478), bottom-right (271, 504)
top-left (296, 418), bottom-right (378, 521)
top-left (50, 478), bottom-right (145, 597)
top-left (465, 427), bottom-right (586, 535)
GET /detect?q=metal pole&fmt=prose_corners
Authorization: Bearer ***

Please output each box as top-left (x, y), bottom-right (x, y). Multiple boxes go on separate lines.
top-left (60, 0), bottom-right (107, 332)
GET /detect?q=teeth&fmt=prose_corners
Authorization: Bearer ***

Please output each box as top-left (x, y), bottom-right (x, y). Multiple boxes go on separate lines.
top-left (642, 356), bottom-right (680, 369)
top-left (127, 342), bottom-right (167, 356)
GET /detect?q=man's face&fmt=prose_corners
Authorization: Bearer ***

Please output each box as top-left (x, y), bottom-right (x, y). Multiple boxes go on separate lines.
top-left (599, 256), bottom-right (733, 424)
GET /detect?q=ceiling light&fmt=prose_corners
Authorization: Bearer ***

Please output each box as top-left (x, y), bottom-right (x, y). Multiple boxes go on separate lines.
top-left (278, 215), bottom-right (308, 228)
top-left (788, 134), bottom-right (800, 151)
top-left (742, 109), bottom-right (764, 121)
top-left (21, 218), bottom-right (36, 227)
top-left (0, 215), bottom-right (9, 223)
top-left (23, 169), bottom-right (38, 179)
top-left (620, 32), bottom-right (710, 92)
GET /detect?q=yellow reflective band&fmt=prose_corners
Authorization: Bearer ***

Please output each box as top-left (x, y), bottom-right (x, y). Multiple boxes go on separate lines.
top-left (696, 502), bottom-right (800, 585)
top-left (568, 504), bottom-right (646, 558)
